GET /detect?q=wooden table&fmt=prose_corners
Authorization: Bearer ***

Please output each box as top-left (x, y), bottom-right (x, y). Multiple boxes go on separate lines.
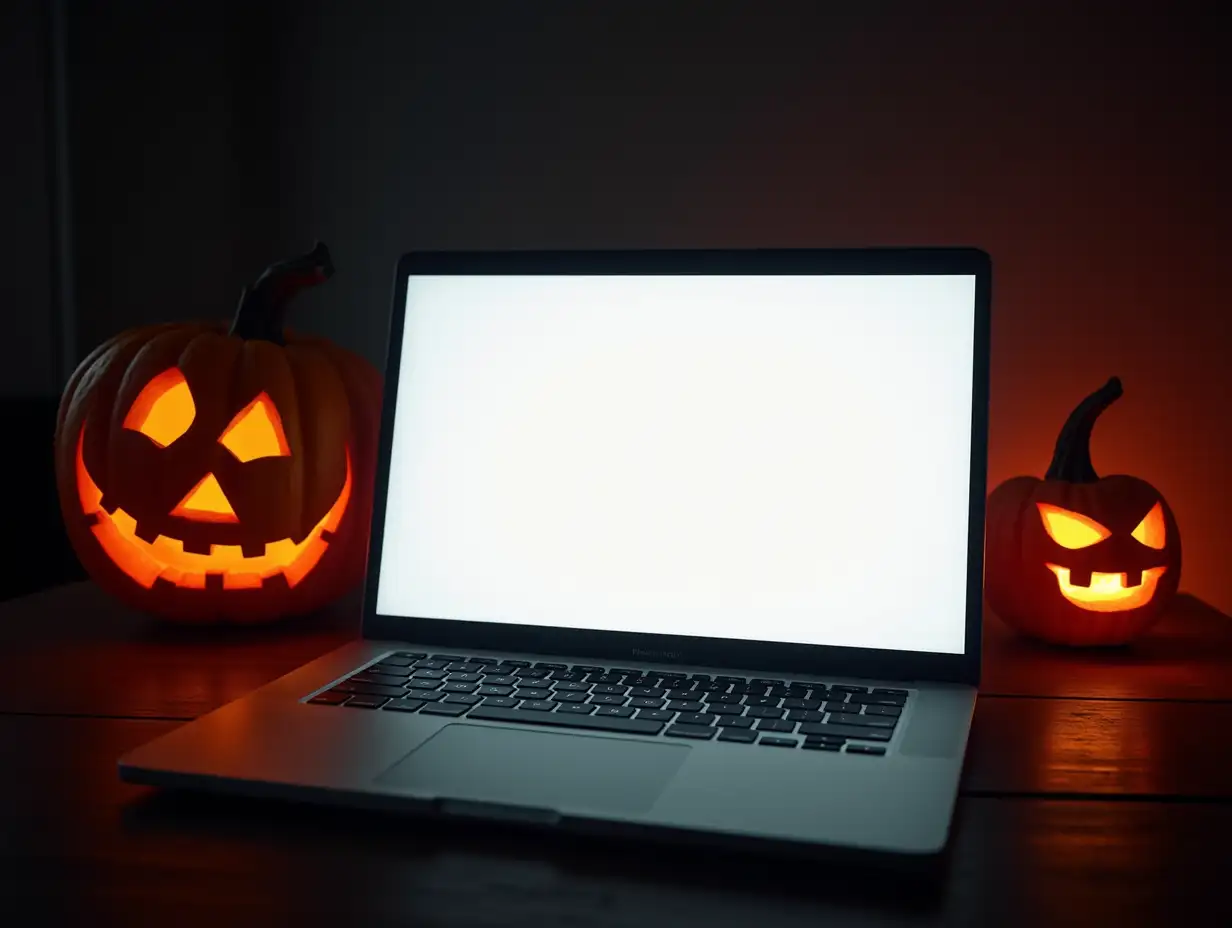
top-left (2, 582), bottom-right (1230, 926)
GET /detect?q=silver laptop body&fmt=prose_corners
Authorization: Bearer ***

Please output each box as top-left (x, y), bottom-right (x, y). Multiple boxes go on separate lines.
top-left (121, 247), bottom-right (991, 858)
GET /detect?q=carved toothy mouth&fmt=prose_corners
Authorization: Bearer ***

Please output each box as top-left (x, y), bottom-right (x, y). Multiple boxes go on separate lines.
top-left (75, 431), bottom-right (351, 591)
top-left (1045, 564), bottom-right (1167, 612)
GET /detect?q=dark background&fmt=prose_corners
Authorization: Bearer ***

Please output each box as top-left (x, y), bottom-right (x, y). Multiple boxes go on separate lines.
top-left (5, 1), bottom-right (1229, 613)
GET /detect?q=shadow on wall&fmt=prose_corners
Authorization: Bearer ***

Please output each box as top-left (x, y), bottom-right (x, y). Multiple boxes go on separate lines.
top-left (2, 397), bottom-right (85, 601)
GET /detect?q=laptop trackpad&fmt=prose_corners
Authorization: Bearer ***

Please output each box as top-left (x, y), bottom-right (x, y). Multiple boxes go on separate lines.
top-left (376, 723), bottom-right (690, 814)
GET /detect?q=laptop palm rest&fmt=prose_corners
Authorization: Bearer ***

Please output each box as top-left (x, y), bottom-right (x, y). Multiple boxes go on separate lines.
top-left (376, 724), bottom-right (689, 814)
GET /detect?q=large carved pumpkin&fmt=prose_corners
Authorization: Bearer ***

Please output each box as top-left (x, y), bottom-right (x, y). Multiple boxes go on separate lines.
top-left (985, 377), bottom-right (1181, 646)
top-left (54, 243), bottom-right (382, 623)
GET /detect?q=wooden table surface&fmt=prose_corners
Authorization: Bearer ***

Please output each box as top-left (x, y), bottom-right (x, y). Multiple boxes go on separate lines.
top-left (2, 582), bottom-right (1230, 926)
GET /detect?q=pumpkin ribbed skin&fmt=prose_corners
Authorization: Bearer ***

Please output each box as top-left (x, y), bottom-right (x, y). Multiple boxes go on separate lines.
top-left (54, 322), bottom-right (381, 623)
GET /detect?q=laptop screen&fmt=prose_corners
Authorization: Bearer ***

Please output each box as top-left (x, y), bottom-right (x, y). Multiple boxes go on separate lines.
top-left (375, 272), bottom-right (977, 656)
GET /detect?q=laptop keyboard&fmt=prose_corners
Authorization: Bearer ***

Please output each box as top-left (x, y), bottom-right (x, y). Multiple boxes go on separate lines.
top-left (305, 653), bottom-right (909, 754)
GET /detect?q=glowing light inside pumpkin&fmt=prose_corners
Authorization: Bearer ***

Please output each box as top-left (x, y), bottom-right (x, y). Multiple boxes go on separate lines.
top-left (1045, 564), bottom-right (1167, 612)
top-left (1131, 502), bottom-right (1166, 550)
top-left (171, 473), bottom-right (239, 523)
top-left (1037, 503), bottom-right (1111, 549)
top-left (220, 392), bottom-right (290, 462)
top-left (123, 367), bottom-right (195, 447)
top-left (75, 430), bottom-right (350, 590)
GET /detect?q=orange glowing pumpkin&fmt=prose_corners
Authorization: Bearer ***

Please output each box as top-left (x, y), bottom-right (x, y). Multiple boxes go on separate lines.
top-left (54, 243), bottom-right (382, 623)
top-left (985, 377), bottom-right (1181, 646)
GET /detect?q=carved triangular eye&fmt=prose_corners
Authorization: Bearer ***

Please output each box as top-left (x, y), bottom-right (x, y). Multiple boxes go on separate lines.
top-left (1131, 502), bottom-right (1166, 550)
top-left (124, 368), bottom-right (195, 447)
top-left (1037, 503), bottom-right (1111, 549)
top-left (219, 393), bottom-right (290, 462)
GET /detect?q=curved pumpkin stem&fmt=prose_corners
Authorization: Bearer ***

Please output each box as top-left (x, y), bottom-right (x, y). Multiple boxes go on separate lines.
top-left (1044, 376), bottom-right (1123, 483)
top-left (230, 242), bottom-right (334, 345)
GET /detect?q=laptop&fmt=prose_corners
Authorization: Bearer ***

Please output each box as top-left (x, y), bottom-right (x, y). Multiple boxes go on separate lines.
top-left (119, 247), bottom-right (991, 859)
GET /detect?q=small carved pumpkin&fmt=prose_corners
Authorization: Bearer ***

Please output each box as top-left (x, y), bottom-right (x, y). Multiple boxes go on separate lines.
top-left (985, 377), bottom-right (1181, 646)
top-left (54, 243), bottom-right (382, 623)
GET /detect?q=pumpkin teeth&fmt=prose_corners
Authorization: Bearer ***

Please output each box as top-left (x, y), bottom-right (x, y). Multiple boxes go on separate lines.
top-left (1067, 567), bottom-right (1093, 587)
top-left (1126, 569), bottom-right (1145, 588)
top-left (133, 520), bottom-right (162, 544)
top-left (241, 541), bottom-right (267, 559)
top-left (180, 537), bottom-right (214, 555)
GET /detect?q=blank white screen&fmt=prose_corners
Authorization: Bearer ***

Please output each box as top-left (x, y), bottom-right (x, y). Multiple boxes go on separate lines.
top-left (376, 274), bottom-right (975, 655)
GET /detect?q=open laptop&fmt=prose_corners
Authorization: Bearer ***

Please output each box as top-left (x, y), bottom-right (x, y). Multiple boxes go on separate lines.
top-left (119, 247), bottom-right (992, 858)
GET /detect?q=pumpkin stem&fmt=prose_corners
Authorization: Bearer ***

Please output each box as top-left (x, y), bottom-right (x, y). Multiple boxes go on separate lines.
top-left (230, 242), bottom-right (334, 345)
top-left (1044, 376), bottom-right (1123, 483)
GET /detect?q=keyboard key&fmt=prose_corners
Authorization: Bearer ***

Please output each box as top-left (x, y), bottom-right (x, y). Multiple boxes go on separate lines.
top-left (709, 704), bottom-right (745, 716)
top-left (745, 706), bottom-right (784, 719)
top-left (823, 700), bottom-right (849, 712)
top-left (515, 688), bottom-right (552, 700)
top-left (760, 736), bottom-right (798, 747)
top-left (421, 702), bottom-right (469, 717)
top-left (482, 675), bottom-right (519, 686)
top-left (551, 671), bottom-right (588, 682)
top-left (720, 716), bottom-right (755, 729)
top-left (872, 688), bottom-right (909, 697)
top-left (591, 683), bottom-right (628, 695)
top-left (849, 694), bottom-right (907, 707)
top-left (307, 692), bottom-right (348, 705)
top-left (378, 654), bottom-right (416, 667)
top-left (593, 705), bottom-right (635, 718)
top-left (704, 693), bottom-right (742, 704)
top-left (785, 710), bottom-right (824, 723)
top-left (665, 689), bottom-right (697, 701)
top-left (797, 723), bottom-right (891, 741)
top-left (847, 744), bottom-right (887, 756)
top-left (445, 662), bottom-right (483, 673)
top-left (343, 695), bottom-right (389, 709)
top-left (441, 682), bottom-right (479, 694)
top-left (467, 656), bottom-right (501, 665)
top-left (589, 693), bottom-right (628, 706)
top-left (589, 673), bottom-right (625, 684)
top-left (431, 654), bottom-right (468, 662)
top-left (783, 698), bottom-right (820, 710)
top-left (664, 725), bottom-right (717, 740)
top-left (413, 660), bottom-right (448, 670)
top-left (755, 719), bottom-right (795, 733)
top-left (553, 681), bottom-right (590, 692)
top-left (750, 678), bottom-right (785, 687)
top-left (517, 668), bottom-right (550, 679)
top-left (535, 662), bottom-right (567, 671)
top-left (745, 696), bottom-right (781, 708)
top-left (499, 659), bottom-right (531, 668)
top-left (334, 683), bottom-right (408, 698)
top-left (626, 677), bottom-right (661, 688)
top-left (556, 703), bottom-right (595, 715)
top-left (351, 672), bottom-right (409, 687)
top-left (665, 700), bottom-right (705, 712)
top-left (717, 728), bottom-right (758, 743)
top-left (658, 671), bottom-right (688, 679)
top-left (802, 742), bottom-right (841, 752)
top-left (629, 687), bottom-right (664, 698)
top-left (689, 674), bottom-right (712, 682)
top-left (382, 698), bottom-right (425, 713)
top-left (477, 684), bottom-right (515, 697)
top-left (412, 669), bottom-right (448, 680)
top-left (446, 672), bottom-right (483, 683)
top-left (521, 700), bottom-right (555, 711)
top-left (552, 691), bottom-right (588, 703)
top-left (443, 693), bottom-right (482, 706)
top-left (831, 712), bottom-right (896, 728)
top-left (480, 696), bottom-right (519, 708)
top-left (372, 663), bottom-right (412, 676)
top-left (830, 684), bottom-right (868, 694)
top-left (767, 687), bottom-right (795, 698)
top-left (676, 713), bottom-right (716, 726)
top-left (609, 668), bottom-right (641, 677)
top-left (628, 697), bottom-right (665, 709)
top-left (405, 678), bottom-right (442, 692)
top-left (694, 682), bottom-right (728, 693)
top-left (416, 690), bottom-right (445, 702)
top-left (636, 709), bottom-right (675, 722)
top-left (571, 665), bottom-right (605, 674)
top-left (805, 734), bottom-right (846, 745)
top-left (864, 705), bottom-right (902, 717)
top-left (468, 705), bottom-right (666, 734)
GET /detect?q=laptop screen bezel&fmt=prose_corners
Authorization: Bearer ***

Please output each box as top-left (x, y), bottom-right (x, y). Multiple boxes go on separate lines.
top-left (362, 248), bottom-right (990, 686)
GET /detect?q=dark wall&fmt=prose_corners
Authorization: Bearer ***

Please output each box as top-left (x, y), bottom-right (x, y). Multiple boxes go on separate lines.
top-left (1, 0), bottom-right (54, 396)
top-left (64, 2), bottom-right (1232, 613)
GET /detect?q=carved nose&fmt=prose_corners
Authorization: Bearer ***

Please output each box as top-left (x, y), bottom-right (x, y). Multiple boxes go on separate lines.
top-left (172, 473), bottom-right (238, 523)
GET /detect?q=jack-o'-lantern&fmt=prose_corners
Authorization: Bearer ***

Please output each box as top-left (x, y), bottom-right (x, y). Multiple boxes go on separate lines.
top-left (54, 243), bottom-right (382, 623)
top-left (985, 377), bottom-right (1181, 646)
